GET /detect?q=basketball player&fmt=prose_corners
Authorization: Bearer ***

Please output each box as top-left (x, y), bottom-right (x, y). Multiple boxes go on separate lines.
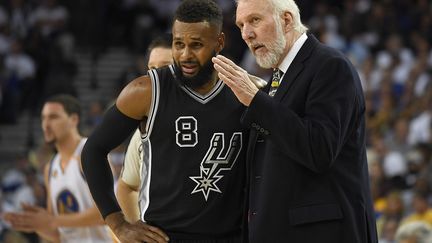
top-left (116, 34), bottom-right (173, 223)
top-left (4, 94), bottom-right (114, 243)
top-left (82, 0), bottom-right (249, 242)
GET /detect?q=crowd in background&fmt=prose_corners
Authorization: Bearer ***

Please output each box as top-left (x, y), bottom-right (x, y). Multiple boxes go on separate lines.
top-left (0, 0), bottom-right (432, 242)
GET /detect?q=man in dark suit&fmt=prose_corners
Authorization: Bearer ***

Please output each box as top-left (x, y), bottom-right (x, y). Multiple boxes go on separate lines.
top-left (212, 0), bottom-right (378, 242)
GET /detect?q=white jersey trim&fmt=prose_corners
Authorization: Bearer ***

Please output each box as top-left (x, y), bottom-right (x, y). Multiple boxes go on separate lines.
top-left (139, 139), bottom-right (152, 222)
top-left (143, 69), bottom-right (161, 141)
top-left (168, 65), bottom-right (225, 104)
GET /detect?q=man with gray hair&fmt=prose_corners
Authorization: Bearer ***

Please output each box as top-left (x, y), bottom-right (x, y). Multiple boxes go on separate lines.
top-left (395, 222), bottom-right (432, 243)
top-left (212, 0), bottom-right (378, 242)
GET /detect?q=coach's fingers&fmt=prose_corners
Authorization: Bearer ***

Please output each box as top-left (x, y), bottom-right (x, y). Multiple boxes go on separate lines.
top-left (212, 57), bottom-right (239, 78)
top-left (214, 64), bottom-right (235, 86)
top-left (215, 55), bottom-right (243, 72)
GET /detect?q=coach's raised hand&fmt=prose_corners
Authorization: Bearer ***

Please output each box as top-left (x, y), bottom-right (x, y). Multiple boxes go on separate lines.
top-left (213, 54), bottom-right (259, 106)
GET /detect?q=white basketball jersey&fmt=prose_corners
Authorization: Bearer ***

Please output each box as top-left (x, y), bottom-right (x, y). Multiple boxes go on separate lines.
top-left (48, 138), bottom-right (113, 243)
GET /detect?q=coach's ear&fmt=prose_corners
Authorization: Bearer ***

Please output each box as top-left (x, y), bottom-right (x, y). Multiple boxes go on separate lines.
top-left (216, 32), bottom-right (225, 53)
top-left (282, 11), bottom-right (294, 33)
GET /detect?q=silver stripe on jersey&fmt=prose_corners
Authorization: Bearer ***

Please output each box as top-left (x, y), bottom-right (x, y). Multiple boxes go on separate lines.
top-left (138, 138), bottom-right (152, 222)
top-left (168, 65), bottom-right (225, 104)
top-left (143, 69), bottom-right (161, 140)
top-left (138, 69), bottom-right (159, 222)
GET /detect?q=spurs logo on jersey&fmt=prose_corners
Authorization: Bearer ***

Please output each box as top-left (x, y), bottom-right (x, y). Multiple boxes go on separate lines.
top-left (189, 132), bottom-right (242, 200)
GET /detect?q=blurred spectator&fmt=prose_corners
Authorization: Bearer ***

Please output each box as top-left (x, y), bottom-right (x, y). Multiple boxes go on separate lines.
top-left (0, 39), bottom-right (35, 123)
top-left (370, 132), bottom-right (408, 190)
top-left (395, 221), bottom-right (432, 243)
top-left (385, 116), bottom-right (411, 154)
top-left (28, 0), bottom-right (68, 40)
top-left (380, 217), bottom-right (400, 243)
top-left (0, 6), bottom-right (10, 55)
top-left (4, 39), bottom-right (35, 82)
top-left (8, 0), bottom-right (32, 39)
top-left (401, 190), bottom-right (432, 226)
top-left (0, 6), bottom-right (7, 27)
top-left (83, 100), bottom-right (105, 136)
top-left (377, 191), bottom-right (405, 239)
top-left (408, 99), bottom-right (432, 146)
top-left (405, 148), bottom-right (426, 189)
top-left (1, 169), bottom-right (33, 209)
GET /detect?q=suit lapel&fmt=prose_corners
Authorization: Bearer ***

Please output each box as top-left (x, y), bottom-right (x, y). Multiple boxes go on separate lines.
top-left (273, 34), bottom-right (319, 101)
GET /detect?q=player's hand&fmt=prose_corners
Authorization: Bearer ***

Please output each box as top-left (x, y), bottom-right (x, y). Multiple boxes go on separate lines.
top-left (3, 204), bottom-right (55, 232)
top-left (116, 220), bottom-right (169, 243)
top-left (107, 212), bottom-right (169, 243)
top-left (213, 54), bottom-right (260, 106)
top-left (3, 211), bottom-right (35, 233)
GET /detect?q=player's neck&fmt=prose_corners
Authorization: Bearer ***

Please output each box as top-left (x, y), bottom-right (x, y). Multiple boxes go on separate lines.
top-left (56, 133), bottom-right (82, 160)
top-left (192, 71), bottom-right (218, 95)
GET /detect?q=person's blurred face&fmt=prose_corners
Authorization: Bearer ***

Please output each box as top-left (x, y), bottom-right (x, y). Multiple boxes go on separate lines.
top-left (236, 0), bottom-right (286, 68)
top-left (398, 238), bottom-right (417, 243)
top-left (413, 196), bottom-right (428, 214)
top-left (148, 47), bottom-right (173, 69)
top-left (172, 20), bottom-right (224, 88)
top-left (394, 118), bottom-right (408, 141)
top-left (41, 102), bottom-right (78, 145)
top-left (386, 194), bottom-right (403, 216)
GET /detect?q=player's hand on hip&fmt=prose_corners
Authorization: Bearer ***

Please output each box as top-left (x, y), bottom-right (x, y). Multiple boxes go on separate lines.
top-left (109, 215), bottom-right (169, 243)
top-left (212, 55), bottom-right (259, 106)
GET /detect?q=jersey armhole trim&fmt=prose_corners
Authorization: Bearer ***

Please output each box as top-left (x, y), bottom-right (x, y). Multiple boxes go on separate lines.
top-left (142, 69), bottom-right (160, 141)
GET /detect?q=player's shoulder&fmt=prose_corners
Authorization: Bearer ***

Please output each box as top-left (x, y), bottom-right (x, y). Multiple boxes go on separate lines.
top-left (117, 75), bottom-right (152, 120)
top-left (128, 75), bottom-right (152, 90)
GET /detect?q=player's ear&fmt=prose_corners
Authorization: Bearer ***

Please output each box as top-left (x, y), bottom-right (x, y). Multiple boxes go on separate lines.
top-left (70, 113), bottom-right (79, 127)
top-left (216, 32), bottom-right (225, 53)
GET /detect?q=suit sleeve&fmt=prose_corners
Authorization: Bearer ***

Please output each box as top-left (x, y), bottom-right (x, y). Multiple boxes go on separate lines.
top-left (242, 56), bottom-right (361, 173)
top-left (81, 105), bottom-right (140, 218)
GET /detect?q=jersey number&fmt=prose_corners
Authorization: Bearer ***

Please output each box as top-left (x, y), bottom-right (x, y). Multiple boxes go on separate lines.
top-left (175, 116), bottom-right (198, 147)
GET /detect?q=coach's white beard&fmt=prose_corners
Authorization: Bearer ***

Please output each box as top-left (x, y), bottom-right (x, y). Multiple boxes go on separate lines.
top-left (255, 20), bottom-right (286, 69)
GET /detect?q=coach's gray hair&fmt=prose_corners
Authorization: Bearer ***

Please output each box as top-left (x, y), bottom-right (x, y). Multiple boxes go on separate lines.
top-left (236, 0), bottom-right (308, 33)
top-left (395, 221), bottom-right (432, 243)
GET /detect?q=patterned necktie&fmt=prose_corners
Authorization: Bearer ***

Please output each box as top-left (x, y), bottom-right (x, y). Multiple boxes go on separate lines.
top-left (269, 68), bottom-right (282, 97)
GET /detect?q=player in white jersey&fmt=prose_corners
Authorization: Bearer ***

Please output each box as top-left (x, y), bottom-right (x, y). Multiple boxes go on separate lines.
top-left (4, 94), bottom-right (114, 243)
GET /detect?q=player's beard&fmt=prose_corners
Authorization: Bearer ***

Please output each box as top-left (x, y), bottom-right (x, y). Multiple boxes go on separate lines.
top-left (252, 18), bottom-right (286, 69)
top-left (174, 52), bottom-right (216, 89)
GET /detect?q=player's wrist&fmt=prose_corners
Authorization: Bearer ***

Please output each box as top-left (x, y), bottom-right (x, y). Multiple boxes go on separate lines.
top-left (50, 215), bottom-right (58, 229)
top-left (105, 211), bottom-right (127, 235)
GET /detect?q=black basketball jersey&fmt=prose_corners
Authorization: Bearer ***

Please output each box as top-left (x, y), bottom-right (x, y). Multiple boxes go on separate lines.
top-left (138, 65), bottom-right (247, 238)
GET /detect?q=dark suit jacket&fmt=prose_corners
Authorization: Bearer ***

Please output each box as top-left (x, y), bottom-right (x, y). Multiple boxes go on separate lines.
top-left (242, 34), bottom-right (378, 243)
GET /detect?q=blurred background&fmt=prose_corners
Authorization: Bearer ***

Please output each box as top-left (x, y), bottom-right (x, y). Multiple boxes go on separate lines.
top-left (0, 0), bottom-right (431, 242)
